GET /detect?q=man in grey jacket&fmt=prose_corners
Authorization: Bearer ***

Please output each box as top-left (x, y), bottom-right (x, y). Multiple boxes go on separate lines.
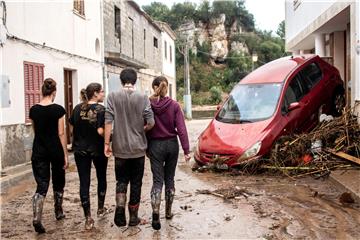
top-left (104, 68), bottom-right (154, 227)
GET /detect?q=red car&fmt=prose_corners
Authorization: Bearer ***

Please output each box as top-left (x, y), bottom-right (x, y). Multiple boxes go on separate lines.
top-left (194, 55), bottom-right (345, 167)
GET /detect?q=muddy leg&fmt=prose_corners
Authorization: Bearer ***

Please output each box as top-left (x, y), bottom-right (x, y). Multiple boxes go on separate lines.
top-left (165, 189), bottom-right (175, 219)
top-left (82, 200), bottom-right (94, 230)
top-left (151, 189), bottom-right (162, 230)
top-left (32, 193), bottom-right (46, 234)
top-left (54, 191), bottom-right (65, 220)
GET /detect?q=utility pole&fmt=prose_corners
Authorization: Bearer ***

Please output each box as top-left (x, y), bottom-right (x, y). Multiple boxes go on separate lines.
top-left (183, 40), bottom-right (192, 119)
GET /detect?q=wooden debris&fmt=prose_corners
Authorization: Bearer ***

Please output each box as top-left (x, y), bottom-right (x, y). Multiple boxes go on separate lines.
top-left (264, 106), bottom-right (360, 177)
top-left (328, 150), bottom-right (360, 165)
top-left (196, 187), bottom-right (252, 200)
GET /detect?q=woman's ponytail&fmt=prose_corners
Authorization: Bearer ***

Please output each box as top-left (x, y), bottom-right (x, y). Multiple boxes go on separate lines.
top-left (151, 76), bottom-right (168, 100)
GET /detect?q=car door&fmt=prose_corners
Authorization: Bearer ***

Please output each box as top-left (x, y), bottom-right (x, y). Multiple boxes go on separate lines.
top-left (280, 73), bottom-right (312, 134)
top-left (299, 62), bottom-right (324, 129)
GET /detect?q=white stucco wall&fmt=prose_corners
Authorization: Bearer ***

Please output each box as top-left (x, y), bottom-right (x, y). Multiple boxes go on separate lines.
top-left (0, 0), bottom-right (103, 126)
top-left (160, 31), bottom-right (176, 99)
top-left (161, 32), bottom-right (176, 79)
top-left (1, 41), bottom-right (103, 126)
top-left (285, 0), bottom-right (336, 42)
top-left (4, 0), bottom-right (102, 61)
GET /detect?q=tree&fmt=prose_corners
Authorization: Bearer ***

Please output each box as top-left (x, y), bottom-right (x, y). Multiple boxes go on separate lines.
top-left (197, 0), bottom-right (211, 23)
top-left (258, 41), bottom-right (283, 63)
top-left (168, 2), bottom-right (198, 29)
top-left (142, 2), bottom-right (170, 22)
top-left (276, 20), bottom-right (285, 40)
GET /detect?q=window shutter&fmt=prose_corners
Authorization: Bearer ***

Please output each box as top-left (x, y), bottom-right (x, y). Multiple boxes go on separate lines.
top-left (24, 61), bottom-right (44, 123)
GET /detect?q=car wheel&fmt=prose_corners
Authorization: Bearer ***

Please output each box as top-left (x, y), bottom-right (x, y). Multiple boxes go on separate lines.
top-left (332, 89), bottom-right (345, 117)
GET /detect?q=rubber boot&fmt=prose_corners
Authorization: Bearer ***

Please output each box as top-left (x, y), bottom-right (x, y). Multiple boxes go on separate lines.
top-left (151, 190), bottom-right (162, 230)
top-left (114, 193), bottom-right (126, 227)
top-left (54, 191), bottom-right (65, 220)
top-left (128, 203), bottom-right (140, 226)
top-left (32, 193), bottom-right (46, 234)
top-left (165, 189), bottom-right (175, 219)
top-left (82, 200), bottom-right (94, 230)
top-left (97, 191), bottom-right (108, 217)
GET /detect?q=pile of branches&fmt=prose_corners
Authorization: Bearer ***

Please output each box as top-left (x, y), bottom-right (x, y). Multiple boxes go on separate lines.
top-left (266, 107), bottom-right (360, 177)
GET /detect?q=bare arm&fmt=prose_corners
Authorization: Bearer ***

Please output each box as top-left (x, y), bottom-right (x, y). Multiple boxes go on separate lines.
top-left (104, 123), bottom-right (112, 157)
top-left (58, 116), bottom-right (68, 169)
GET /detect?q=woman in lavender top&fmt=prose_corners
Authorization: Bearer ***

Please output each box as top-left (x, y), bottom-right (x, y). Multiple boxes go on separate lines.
top-left (147, 76), bottom-right (191, 230)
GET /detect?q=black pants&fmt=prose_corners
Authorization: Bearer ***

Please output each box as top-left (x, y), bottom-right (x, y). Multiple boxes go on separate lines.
top-left (148, 138), bottom-right (179, 192)
top-left (74, 151), bottom-right (108, 205)
top-left (115, 156), bottom-right (145, 205)
top-left (32, 154), bottom-right (65, 196)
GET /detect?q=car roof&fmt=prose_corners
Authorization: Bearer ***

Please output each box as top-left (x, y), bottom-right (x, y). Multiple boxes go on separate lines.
top-left (239, 54), bottom-right (317, 84)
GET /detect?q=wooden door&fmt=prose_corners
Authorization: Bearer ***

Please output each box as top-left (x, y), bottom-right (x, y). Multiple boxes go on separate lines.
top-left (64, 70), bottom-right (73, 144)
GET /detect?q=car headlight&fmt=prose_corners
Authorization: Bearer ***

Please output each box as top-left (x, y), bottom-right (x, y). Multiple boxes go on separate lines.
top-left (237, 141), bottom-right (262, 161)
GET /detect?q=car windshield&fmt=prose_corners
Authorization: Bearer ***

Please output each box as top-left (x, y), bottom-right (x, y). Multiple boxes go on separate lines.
top-left (216, 83), bottom-right (283, 123)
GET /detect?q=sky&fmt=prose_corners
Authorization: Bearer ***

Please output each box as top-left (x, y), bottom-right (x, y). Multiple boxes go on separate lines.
top-left (135, 0), bottom-right (285, 33)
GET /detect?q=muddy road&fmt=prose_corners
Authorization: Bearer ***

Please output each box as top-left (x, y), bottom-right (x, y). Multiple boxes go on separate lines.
top-left (1, 119), bottom-right (360, 239)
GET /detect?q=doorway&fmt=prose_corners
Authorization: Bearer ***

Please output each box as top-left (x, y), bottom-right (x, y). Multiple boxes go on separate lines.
top-left (64, 69), bottom-right (74, 144)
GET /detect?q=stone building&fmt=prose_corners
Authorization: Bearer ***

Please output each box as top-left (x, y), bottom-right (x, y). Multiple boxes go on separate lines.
top-left (104, 0), bottom-right (169, 96)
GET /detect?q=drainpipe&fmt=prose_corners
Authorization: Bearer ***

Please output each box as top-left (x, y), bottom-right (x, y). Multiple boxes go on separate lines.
top-left (99, 0), bottom-right (106, 95)
top-left (315, 33), bottom-right (325, 57)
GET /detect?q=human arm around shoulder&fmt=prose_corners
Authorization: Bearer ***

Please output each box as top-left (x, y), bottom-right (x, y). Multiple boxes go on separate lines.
top-left (143, 96), bottom-right (155, 132)
top-left (96, 105), bottom-right (105, 137)
top-left (175, 103), bottom-right (191, 161)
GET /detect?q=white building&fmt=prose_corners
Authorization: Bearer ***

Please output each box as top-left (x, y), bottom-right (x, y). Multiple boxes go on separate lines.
top-left (285, 0), bottom-right (360, 116)
top-left (0, 0), bottom-right (104, 168)
top-left (156, 21), bottom-right (177, 100)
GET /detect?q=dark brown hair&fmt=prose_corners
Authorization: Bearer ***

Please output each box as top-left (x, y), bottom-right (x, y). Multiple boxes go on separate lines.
top-left (80, 83), bottom-right (102, 108)
top-left (85, 83), bottom-right (102, 100)
top-left (41, 78), bottom-right (57, 96)
top-left (150, 76), bottom-right (168, 100)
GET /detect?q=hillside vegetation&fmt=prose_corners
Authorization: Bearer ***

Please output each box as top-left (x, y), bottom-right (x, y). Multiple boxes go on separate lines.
top-left (143, 1), bottom-right (288, 105)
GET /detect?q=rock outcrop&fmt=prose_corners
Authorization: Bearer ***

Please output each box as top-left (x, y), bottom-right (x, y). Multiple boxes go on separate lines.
top-left (177, 14), bottom-right (249, 62)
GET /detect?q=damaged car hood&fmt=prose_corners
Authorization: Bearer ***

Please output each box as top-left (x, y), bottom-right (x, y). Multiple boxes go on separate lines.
top-left (199, 118), bottom-right (272, 155)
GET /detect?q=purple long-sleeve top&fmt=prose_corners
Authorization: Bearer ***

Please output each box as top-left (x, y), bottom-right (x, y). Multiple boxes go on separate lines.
top-left (147, 97), bottom-right (190, 154)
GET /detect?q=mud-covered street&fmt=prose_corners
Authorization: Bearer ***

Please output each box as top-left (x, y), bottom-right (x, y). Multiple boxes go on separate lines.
top-left (1, 119), bottom-right (360, 239)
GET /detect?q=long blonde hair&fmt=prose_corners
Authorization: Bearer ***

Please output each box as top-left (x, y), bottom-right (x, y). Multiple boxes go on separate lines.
top-left (150, 76), bottom-right (168, 100)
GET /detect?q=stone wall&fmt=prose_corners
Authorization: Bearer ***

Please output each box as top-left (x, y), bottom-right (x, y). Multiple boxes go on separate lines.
top-left (0, 124), bottom-right (33, 169)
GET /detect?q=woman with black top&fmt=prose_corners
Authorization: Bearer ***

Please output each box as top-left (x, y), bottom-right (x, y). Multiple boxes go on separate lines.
top-left (29, 78), bottom-right (68, 234)
top-left (69, 83), bottom-right (108, 230)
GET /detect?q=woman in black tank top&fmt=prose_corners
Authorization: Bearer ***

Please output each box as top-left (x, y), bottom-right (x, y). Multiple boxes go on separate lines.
top-left (29, 78), bottom-right (68, 234)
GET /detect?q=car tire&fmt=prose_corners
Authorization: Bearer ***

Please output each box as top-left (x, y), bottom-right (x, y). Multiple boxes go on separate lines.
top-left (331, 88), bottom-right (345, 117)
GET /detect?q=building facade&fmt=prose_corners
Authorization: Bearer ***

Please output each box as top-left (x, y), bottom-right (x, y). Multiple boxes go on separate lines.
top-left (104, 0), bottom-right (165, 96)
top-left (285, 0), bottom-right (360, 116)
top-left (0, 0), bottom-right (104, 168)
top-left (156, 21), bottom-right (177, 99)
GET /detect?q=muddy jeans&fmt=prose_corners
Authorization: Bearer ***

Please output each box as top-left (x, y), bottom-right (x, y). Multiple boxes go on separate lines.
top-left (32, 154), bottom-right (65, 196)
top-left (115, 156), bottom-right (145, 205)
top-left (148, 138), bottom-right (179, 192)
top-left (74, 151), bottom-right (108, 205)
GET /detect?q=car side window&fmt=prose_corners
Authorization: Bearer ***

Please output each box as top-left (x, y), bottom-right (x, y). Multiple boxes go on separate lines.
top-left (281, 74), bottom-right (304, 114)
top-left (301, 62), bottom-right (322, 90)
